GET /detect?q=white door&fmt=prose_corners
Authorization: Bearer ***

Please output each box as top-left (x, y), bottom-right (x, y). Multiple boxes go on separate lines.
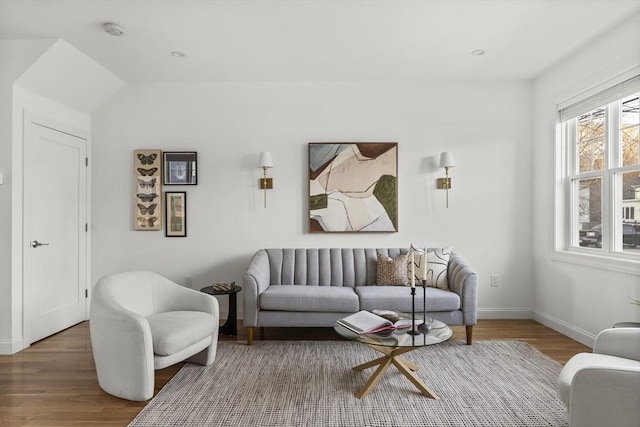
top-left (23, 116), bottom-right (88, 344)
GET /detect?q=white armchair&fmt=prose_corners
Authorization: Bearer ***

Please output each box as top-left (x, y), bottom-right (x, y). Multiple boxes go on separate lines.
top-left (558, 327), bottom-right (640, 427)
top-left (90, 271), bottom-right (219, 401)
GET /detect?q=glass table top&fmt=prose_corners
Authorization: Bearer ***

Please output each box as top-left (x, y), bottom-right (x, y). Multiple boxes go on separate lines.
top-left (334, 318), bottom-right (453, 348)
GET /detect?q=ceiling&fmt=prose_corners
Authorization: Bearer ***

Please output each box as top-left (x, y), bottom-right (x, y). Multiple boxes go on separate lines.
top-left (1, 0), bottom-right (638, 83)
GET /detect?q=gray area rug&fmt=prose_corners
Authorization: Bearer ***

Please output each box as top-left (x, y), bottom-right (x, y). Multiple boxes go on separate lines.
top-left (129, 340), bottom-right (568, 426)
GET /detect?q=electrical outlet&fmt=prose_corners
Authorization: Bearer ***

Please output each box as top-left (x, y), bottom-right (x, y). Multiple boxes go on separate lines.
top-left (490, 275), bottom-right (499, 287)
top-left (184, 275), bottom-right (193, 288)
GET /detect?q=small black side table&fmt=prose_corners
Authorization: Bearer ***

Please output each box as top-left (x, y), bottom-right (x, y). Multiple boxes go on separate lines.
top-left (200, 282), bottom-right (242, 336)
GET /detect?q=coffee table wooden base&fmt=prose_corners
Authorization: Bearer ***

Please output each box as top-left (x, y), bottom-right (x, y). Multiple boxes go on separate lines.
top-left (353, 344), bottom-right (439, 399)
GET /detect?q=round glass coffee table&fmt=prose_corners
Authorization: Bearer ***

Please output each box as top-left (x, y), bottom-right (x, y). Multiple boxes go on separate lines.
top-left (334, 318), bottom-right (452, 399)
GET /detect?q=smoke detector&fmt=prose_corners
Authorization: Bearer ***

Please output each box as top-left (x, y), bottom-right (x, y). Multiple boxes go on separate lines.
top-left (104, 23), bottom-right (125, 37)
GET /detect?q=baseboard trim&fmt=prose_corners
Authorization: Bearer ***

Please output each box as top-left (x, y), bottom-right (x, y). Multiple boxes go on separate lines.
top-left (0, 337), bottom-right (25, 355)
top-left (533, 310), bottom-right (596, 348)
top-left (477, 308), bottom-right (533, 319)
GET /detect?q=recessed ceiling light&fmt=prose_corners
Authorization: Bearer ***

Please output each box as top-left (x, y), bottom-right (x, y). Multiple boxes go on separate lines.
top-left (471, 49), bottom-right (486, 56)
top-left (103, 22), bottom-right (125, 37)
top-left (171, 51), bottom-right (186, 58)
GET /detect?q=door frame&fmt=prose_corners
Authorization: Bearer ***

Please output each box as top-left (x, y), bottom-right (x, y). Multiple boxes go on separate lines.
top-left (20, 111), bottom-right (91, 347)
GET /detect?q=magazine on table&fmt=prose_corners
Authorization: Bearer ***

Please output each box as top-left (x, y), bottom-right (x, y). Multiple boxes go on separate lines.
top-left (337, 310), bottom-right (423, 334)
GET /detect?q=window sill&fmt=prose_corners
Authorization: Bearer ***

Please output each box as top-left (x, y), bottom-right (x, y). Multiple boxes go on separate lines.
top-left (551, 250), bottom-right (640, 276)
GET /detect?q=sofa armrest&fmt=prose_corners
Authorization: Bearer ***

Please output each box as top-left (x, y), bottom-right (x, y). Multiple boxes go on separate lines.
top-left (594, 328), bottom-right (640, 361)
top-left (447, 252), bottom-right (478, 325)
top-left (242, 249), bottom-right (271, 327)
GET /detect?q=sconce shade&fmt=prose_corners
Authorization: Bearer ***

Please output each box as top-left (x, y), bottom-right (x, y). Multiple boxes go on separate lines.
top-left (439, 152), bottom-right (455, 168)
top-left (259, 152), bottom-right (274, 168)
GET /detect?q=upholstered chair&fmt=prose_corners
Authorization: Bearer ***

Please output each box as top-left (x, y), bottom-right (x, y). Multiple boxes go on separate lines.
top-left (90, 271), bottom-right (219, 401)
top-left (558, 327), bottom-right (640, 427)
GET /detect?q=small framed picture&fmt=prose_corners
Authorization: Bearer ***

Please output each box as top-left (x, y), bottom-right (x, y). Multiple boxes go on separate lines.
top-left (134, 149), bottom-right (162, 231)
top-left (165, 192), bottom-right (187, 237)
top-left (163, 151), bottom-right (197, 185)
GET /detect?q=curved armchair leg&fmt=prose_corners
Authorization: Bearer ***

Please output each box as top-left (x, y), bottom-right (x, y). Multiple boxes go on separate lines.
top-left (187, 340), bottom-right (218, 366)
top-left (466, 325), bottom-right (473, 345)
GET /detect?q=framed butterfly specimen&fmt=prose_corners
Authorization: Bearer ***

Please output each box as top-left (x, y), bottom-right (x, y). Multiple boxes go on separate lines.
top-left (137, 152), bottom-right (157, 165)
top-left (137, 177), bottom-right (157, 189)
top-left (137, 167), bottom-right (158, 176)
top-left (163, 152), bottom-right (197, 185)
top-left (165, 192), bottom-right (187, 237)
top-left (134, 149), bottom-right (162, 230)
top-left (137, 203), bottom-right (157, 215)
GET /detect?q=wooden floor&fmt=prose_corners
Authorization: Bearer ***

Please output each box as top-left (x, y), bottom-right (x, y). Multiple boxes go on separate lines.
top-left (0, 319), bottom-right (590, 426)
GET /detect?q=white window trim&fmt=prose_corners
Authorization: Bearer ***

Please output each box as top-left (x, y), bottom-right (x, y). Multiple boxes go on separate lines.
top-left (553, 73), bottom-right (640, 276)
top-left (550, 249), bottom-right (639, 275)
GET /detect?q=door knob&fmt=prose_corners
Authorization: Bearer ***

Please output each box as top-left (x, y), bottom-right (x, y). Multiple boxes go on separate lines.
top-left (31, 240), bottom-right (50, 248)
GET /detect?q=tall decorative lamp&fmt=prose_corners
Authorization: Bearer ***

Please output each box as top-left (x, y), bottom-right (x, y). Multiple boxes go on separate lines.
top-left (258, 152), bottom-right (273, 208)
top-left (436, 152), bottom-right (455, 208)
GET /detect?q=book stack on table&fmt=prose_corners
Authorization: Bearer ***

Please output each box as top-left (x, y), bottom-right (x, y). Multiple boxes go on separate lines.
top-left (211, 282), bottom-right (234, 292)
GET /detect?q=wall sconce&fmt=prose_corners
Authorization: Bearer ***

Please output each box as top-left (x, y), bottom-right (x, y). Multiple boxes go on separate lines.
top-left (258, 151), bottom-right (273, 208)
top-left (436, 151), bottom-right (455, 208)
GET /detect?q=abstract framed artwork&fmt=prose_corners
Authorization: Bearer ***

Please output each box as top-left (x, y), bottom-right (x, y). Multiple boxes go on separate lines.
top-left (308, 142), bottom-right (398, 233)
top-left (163, 151), bottom-right (197, 185)
top-left (165, 191), bottom-right (187, 237)
top-left (134, 149), bottom-right (162, 230)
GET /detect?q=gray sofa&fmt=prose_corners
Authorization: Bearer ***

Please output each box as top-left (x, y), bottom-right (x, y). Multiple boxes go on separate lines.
top-left (242, 248), bottom-right (478, 345)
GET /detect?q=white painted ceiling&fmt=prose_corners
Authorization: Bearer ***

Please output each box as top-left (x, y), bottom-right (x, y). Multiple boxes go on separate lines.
top-left (1, 0), bottom-right (638, 83)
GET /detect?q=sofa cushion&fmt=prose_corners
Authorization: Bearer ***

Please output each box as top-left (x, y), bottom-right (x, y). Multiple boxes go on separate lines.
top-left (146, 311), bottom-right (216, 356)
top-left (405, 248), bottom-right (451, 289)
top-left (375, 252), bottom-right (409, 286)
top-left (426, 248), bottom-right (451, 289)
top-left (260, 285), bottom-right (360, 312)
top-left (356, 285), bottom-right (460, 313)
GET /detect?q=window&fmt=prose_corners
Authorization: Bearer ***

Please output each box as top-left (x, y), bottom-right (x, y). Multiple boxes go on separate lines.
top-left (623, 207), bottom-right (635, 220)
top-left (560, 76), bottom-right (640, 258)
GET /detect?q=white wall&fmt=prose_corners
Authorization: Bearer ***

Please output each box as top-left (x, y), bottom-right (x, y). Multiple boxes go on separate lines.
top-left (532, 12), bottom-right (640, 346)
top-left (92, 80), bottom-right (534, 320)
top-left (15, 40), bottom-right (124, 114)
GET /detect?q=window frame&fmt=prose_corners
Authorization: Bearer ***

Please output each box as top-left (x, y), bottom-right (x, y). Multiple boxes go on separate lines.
top-left (556, 81), bottom-right (640, 270)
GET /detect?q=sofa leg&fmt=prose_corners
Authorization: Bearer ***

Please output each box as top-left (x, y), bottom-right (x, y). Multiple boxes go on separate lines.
top-left (466, 325), bottom-right (473, 345)
top-left (247, 327), bottom-right (254, 346)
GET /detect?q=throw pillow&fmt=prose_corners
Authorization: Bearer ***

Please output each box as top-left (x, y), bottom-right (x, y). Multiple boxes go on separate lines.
top-left (375, 252), bottom-right (409, 286)
top-left (426, 247), bottom-right (451, 289)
